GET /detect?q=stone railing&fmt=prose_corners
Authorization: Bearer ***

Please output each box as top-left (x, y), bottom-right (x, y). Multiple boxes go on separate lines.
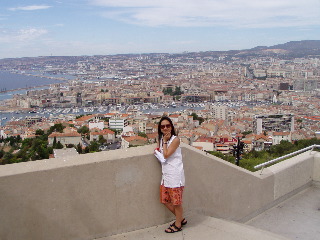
top-left (1, 143), bottom-right (319, 240)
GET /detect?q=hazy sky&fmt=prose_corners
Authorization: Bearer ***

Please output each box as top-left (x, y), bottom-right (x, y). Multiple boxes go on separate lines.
top-left (1, 0), bottom-right (320, 59)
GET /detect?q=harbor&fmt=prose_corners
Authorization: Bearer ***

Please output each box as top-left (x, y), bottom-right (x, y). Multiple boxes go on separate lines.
top-left (0, 102), bottom-right (207, 126)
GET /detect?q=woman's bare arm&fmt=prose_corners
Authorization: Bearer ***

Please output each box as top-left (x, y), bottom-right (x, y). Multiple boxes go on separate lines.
top-left (162, 137), bottom-right (180, 159)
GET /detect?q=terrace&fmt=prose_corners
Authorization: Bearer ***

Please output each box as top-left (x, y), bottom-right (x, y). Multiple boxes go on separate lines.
top-left (0, 143), bottom-right (319, 240)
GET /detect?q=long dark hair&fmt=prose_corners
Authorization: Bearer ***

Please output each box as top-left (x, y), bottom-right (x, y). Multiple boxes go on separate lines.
top-left (158, 116), bottom-right (176, 142)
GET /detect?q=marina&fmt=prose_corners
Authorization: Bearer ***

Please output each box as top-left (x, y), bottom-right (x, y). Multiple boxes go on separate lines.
top-left (0, 102), bottom-right (206, 126)
top-left (0, 100), bottom-right (267, 127)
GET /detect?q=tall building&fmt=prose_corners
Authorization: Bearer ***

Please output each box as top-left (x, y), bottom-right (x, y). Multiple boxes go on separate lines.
top-left (109, 117), bottom-right (128, 131)
top-left (254, 114), bottom-right (294, 134)
top-left (206, 105), bottom-right (228, 120)
top-left (293, 79), bottom-right (318, 91)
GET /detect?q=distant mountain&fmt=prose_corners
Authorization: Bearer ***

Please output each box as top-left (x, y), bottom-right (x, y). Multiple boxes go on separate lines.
top-left (267, 40), bottom-right (320, 51)
top-left (243, 40), bottom-right (320, 58)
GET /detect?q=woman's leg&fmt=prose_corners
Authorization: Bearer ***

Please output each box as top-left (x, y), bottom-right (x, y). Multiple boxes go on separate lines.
top-left (173, 204), bottom-right (183, 228)
top-left (164, 204), bottom-right (184, 232)
top-left (162, 185), bottom-right (186, 232)
top-left (164, 202), bottom-right (175, 215)
top-left (163, 203), bottom-right (183, 227)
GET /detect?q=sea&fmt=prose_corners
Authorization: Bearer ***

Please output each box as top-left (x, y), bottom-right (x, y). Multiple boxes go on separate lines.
top-left (0, 70), bottom-right (78, 103)
top-left (0, 71), bottom-right (73, 92)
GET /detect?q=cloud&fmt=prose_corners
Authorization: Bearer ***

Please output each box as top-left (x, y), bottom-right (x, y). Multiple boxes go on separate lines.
top-left (0, 28), bottom-right (48, 43)
top-left (9, 5), bottom-right (52, 11)
top-left (0, 14), bottom-right (8, 21)
top-left (89, 0), bottom-right (320, 28)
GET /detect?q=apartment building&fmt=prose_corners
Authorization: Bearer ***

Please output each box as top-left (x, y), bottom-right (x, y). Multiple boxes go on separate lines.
top-left (206, 105), bottom-right (228, 120)
top-left (293, 79), bottom-right (318, 91)
top-left (109, 117), bottom-right (128, 131)
top-left (254, 114), bottom-right (294, 135)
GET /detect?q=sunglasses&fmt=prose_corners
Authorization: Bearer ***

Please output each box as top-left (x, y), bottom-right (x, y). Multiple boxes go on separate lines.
top-left (160, 124), bottom-right (171, 129)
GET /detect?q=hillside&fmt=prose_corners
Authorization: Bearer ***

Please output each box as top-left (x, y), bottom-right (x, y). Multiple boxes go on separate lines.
top-left (246, 40), bottom-right (320, 58)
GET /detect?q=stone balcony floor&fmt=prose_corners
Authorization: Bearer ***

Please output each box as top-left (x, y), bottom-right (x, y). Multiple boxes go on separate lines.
top-left (96, 183), bottom-right (320, 240)
top-left (246, 183), bottom-right (320, 240)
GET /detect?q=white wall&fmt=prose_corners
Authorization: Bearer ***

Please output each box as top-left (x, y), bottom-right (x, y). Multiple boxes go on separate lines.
top-left (192, 142), bottom-right (214, 151)
top-left (89, 121), bottom-right (105, 130)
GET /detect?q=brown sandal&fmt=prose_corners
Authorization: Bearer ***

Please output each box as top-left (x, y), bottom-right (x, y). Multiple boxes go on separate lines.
top-left (165, 222), bottom-right (182, 233)
top-left (181, 218), bottom-right (188, 226)
top-left (170, 218), bottom-right (187, 227)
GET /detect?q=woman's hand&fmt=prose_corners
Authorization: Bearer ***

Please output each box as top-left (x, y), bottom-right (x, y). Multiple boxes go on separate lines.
top-left (163, 132), bottom-right (171, 142)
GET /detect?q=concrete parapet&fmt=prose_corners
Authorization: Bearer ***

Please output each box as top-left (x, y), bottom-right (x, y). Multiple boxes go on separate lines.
top-left (182, 144), bottom-right (274, 221)
top-left (313, 151), bottom-right (320, 182)
top-left (0, 143), bottom-right (318, 240)
top-left (267, 150), bottom-right (315, 199)
top-left (0, 145), bottom-right (164, 240)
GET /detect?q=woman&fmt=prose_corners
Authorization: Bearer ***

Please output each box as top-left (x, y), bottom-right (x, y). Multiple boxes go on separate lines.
top-left (154, 116), bottom-right (187, 233)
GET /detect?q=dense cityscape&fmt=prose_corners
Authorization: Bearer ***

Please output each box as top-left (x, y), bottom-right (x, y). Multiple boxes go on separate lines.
top-left (0, 40), bottom-right (320, 164)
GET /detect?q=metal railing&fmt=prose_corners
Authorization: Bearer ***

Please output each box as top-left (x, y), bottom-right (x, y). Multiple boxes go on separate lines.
top-left (254, 144), bottom-right (320, 174)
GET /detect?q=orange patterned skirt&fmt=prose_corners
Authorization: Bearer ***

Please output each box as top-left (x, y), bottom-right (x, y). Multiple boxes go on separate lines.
top-left (160, 184), bottom-right (184, 205)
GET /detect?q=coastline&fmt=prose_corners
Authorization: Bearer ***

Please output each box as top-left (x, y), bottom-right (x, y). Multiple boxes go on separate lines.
top-left (0, 84), bottom-right (53, 94)
top-left (0, 70), bottom-right (71, 93)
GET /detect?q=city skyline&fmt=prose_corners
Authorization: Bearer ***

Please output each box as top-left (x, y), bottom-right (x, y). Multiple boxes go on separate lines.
top-left (1, 0), bottom-right (320, 59)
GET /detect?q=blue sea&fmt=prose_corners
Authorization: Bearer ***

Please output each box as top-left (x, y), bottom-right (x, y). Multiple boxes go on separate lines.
top-left (0, 71), bottom-right (74, 100)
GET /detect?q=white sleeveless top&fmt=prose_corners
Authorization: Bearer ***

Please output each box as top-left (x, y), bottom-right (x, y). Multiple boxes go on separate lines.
top-left (160, 135), bottom-right (185, 188)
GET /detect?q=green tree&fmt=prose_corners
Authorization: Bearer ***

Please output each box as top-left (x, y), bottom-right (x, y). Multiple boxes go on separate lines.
top-left (29, 150), bottom-right (38, 161)
top-left (3, 152), bottom-right (14, 164)
top-left (9, 137), bottom-right (17, 147)
top-left (208, 151), bottom-right (235, 163)
top-left (37, 145), bottom-right (49, 159)
top-left (268, 140), bottom-right (294, 157)
top-left (47, 146), bottom-right (54, 155)
top-left (173, 86), bottom-right (183, 95)
top-left (163, 88), bottom-right (173, 95)
top-left (35, 129), bottom-right (45, 136)
top-left (53, 136), bottom-right (57, 148)
top-left (242, 131), bottom-right (252, 136)
top-left (89, 141), bottom-right (100, 152)
top-left (21, 138), bottom-right (32, 149)
top-left (98, 135), bottom-right (107, 144)
top-left (4, 136), bottom-right (22, 148)
top-left (76, 114), bottom-right (84, 119)
top-left (0, 149), bottom-right (4, 159)
top-left (76, 143), bottom-right (83, 154)
top-left (55, 141), bottom-right (64, 149)
top-left (84, 146), bottom-right (90, 153)
top-left (101, 117), bottom-right (109, 123)
top-left (207, 138), bottom-right (319, 172)
top-left (190, 112), bottom-right (204, 125)
top-left (48, 123), bottom-right (65, 134)
top-left (77, 126), bottom-right (90, 135)
top-left (138, 132), bottom-right (147, 138)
